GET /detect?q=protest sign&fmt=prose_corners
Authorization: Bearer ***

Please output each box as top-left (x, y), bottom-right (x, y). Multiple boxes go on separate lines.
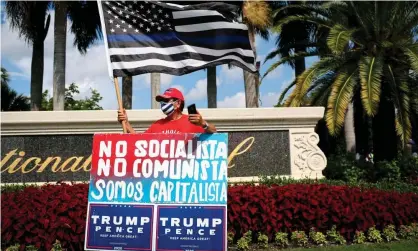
top-left (85, 133), bottom-right (228, 251)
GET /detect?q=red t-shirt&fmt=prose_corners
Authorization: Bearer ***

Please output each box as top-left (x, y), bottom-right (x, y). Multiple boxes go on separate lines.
top-left (144, 114), bottom-right (205, 134)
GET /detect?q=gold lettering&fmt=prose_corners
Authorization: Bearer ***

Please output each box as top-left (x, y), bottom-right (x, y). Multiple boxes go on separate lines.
top-left (227, 137), bottom-right (255, 169)
top-left (4, 151), bottom-right (26, 173)
top-left (81, 155), bottom-right (92, 172)
top-left (58, 157), bottom-right (84, 172)
top-left (38, 157), bottom-right (62, 172)
top-left (1, 149), bottom-right (18, 172)
top-left (21, 157), bottom-right (42, 173)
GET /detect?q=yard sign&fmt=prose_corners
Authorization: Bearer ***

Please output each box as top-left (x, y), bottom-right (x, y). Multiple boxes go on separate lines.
top-left (84, 133), bottom-right (228, 251)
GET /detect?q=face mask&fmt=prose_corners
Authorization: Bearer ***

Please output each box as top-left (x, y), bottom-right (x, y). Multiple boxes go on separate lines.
top-left (160, 101), bottom-right (175, 116)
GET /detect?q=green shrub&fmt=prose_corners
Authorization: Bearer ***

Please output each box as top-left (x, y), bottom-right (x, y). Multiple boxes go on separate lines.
top-left (399, 225), bottom-right (415, 239)
top-left (374, 161), bottom-right (401, 182)
top-left (228, 232), bottom-right (234, 244)
top-left (352, 231), bottom-right (366, 244)
top-left (326, 225), bottom-right (346, 245)
top-left (274, 232), bottom-right (289, 248)
top-left (290, 231), bottom-right (308, 247)
top-left (382, 225), bottom-right (398, 242)
top-left (257, 233), bottom-right (269, 249)
top-left (309, 228), bottom-right (328, 246)
top-left (237, 231), bottom-right (252, 251)
top-left (367, 226), bottom-right (383, 243)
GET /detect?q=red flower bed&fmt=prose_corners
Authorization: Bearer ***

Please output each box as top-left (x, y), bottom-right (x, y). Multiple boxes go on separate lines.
top-left (2, 183), bottom-right (418, 250)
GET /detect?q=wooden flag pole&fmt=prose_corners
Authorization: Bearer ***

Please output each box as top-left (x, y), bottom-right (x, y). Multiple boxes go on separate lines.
top-left (113, 77), bottom-right (128, 133)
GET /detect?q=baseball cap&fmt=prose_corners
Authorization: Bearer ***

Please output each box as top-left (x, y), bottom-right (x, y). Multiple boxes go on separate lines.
top-left (155, 88), bottom-right (185, 102)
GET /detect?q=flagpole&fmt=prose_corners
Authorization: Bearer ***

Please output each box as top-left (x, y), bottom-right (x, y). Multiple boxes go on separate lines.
top-left (97, 0), bottom-right (127, 133)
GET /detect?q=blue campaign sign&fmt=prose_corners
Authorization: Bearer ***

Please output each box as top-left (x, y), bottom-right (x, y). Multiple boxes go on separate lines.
top-left (156, 205), bottom-right (226, 251)
top-left (85, 133), bottom-right (228, 251)
top-left (85, 204), bottom-right (153, 251)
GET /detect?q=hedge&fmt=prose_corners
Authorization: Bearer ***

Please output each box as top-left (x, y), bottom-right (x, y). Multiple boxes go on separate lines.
top-left (2, 183), bottom-right (418, 250)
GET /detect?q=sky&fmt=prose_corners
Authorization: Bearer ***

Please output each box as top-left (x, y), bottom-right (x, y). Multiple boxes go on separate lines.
top-left (0, 4), bottom-right (318, 110)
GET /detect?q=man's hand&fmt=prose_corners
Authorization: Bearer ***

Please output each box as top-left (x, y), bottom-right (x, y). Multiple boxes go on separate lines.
top-left (117, 109), bottom-right (128, 123)
top-left (188, 112), bottom-right (205, 127)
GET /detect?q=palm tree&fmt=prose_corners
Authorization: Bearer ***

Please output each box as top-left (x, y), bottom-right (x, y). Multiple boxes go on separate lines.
top-left (264, 1), bottom-right (418, 161)
top-left (5, 1), bottom-right (51, 111)
top-left (122, 76), bottom-right (133, 109)
top-left (151, 73), bottom-right (160, 109)
top-left (53, 1), bottom-right (102, 110)
top-left (207, 67), bottom-right (217, 108)
top-left (1, 67), bottom-right (31, 111)
top-left (242, 0), bottom-right (272, 108)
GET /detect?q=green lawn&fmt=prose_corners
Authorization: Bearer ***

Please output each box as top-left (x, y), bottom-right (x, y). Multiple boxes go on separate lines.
top-left (231, 239), bottom-right (418, 251)
top-left (288, 239), bottom-right (418, 251)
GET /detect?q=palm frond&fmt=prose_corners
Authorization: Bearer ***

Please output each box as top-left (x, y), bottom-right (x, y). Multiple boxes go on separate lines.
top-left (386, 65), bottom-right (412, 147)
top-left (288, 57), bottom-right (344, 107)
top-left (261, 50), bottom-right (320, 81)
top-left (276, 80), bottom-right (296, 106)
top-left (403, 44), bottom-right (418, 73)
top-left (326, 24), bottom-right (357, 54)
top-left (359, 56), bottom-right (383, 116)
top-left (271, 14), bottom-right (333, 34)
top-left (325, 67), bottom-right (358, 135)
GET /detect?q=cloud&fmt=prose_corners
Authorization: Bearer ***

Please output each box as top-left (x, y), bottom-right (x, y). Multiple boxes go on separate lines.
top-left (260, 92), bottom-right (280, 107)
top-left (220, 64), bottom-right (242, 83)
top-left (218, 92), bottom-right (246, 108)
top-left (185, 77), bottom-right (221, 101)
top-left (132, 73), bottom-right (173, 91)
top-left (1, 11), bottom-right (119, 109)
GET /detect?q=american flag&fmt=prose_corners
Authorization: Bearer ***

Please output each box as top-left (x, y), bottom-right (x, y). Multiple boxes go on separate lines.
top-left (98, 0), bottom-right (257, 77)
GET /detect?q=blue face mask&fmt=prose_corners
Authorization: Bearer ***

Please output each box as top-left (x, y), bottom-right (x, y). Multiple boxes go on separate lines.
top-left (160, 101), bottom-right (175, 116)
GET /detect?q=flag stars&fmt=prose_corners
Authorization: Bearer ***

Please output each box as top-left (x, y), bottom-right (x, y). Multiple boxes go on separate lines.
top-left (140, 5), bottom-right (144, 9)
top-left (147, 9), bottom-right (151, 14)
top-left (165, 13), bottom-right (169, 18)
top-left (146, 27), bottom-right (151, 32)
top-left (158, 9), bottom-right (163, 13)
top-left (112, 6), bottom-right (116, 10)
top-left (135, 29), bottom-right (139, 32)
top-left (152, 4), bottom-right (155, 8)
top-left (116, 24), bottom-right (121, 28)
top-left (123, 28), bottom-right (127, 32)
top-left (139, 23), bottom-right (144, 27)
top-left (153, 14), bottom-right (158, 19)
top-left (160, 19), bottom-right (164, 23)
top-left (132, 19), bottom-right (137, 23)
top-left (114, 15), bottom-right (118, 19)
top-left (111, 28), bottom-right (115, 32)
top-left (157, 26), bottom-right (161, 31)
top-left (128, 24), bottom-right (132, 28)
top-left (126, 15), bottom-right (130, 19)
top-left (109, 19), bottom-right (113, 23)
top-left (121, 20), bottom-right (126, 24)
top-left (119, 10), bottom-right (123, 15)
top-left (107, 10), bottom-right (112, 14)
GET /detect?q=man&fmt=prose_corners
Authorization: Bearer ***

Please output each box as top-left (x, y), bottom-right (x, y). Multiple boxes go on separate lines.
top-left (117, 88), bottom-right (217, 134)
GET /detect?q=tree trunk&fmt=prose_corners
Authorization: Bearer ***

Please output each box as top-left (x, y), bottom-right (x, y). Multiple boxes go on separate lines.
top-left (207, 67), bottom-right (217, 108)
top-left (53, 2), bottom-right (67, 111)
top-left (151, 73), bottom-right (160, 109)
top-left (344, 102), bottom-right (356, 152)
top-left (243, 28), bottom-right (259, 108)
top-left (294, 47), bottom-right (306, 77)
top-left (31, 39), bottom-right (44, 111)
top-left (372, 95), bottom-right (397, 162)
top-left (122, 76), bottom-right (132, 109)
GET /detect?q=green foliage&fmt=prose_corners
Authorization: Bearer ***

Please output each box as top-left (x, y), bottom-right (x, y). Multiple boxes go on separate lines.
top-left (326, 226), bottom-right (346, 245)
top-left (228, 231), bottom-right (234, 244)
top-left (41, 83), bottom-right (103, 111)
top-left (257, 233), bottom-right (269, 249)
top-left (1, 67), bottom-right (31, 111)
top-left (309, 228), bottom-right (328, 246)
top-left (266, 1), bottom-right (418, 144)
top-left (274, 232), bottom-right (289, 247)
top-left (353, 231), bottom-right (367, 244)
top-left (383, 225), bottom-right (399, 242)
top-left (367, 226), bottom-right (383, 243)
top-left (237, 231), bottom-right (252, 251)
top-left (399, 225), bottom-right (415, 240)
top-left (291, 231), bottom-right (309, 247)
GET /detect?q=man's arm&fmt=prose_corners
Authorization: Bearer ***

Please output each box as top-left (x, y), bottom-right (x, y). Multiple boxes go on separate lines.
top-left (203, 121), bottom-right (217, 133)
top-left (124, 121), bottom-right (136, 134)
